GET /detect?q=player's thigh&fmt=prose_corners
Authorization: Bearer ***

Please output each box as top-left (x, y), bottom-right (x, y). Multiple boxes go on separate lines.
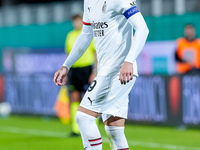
top-left (80, 75), bottom-right (111, 113)
top-left (109, 74), bottom-right (136, 108)
top-left (101, 75), bottom-right (136, 122)
top-left (104, 116), bottom-right (125, 126)
top-left (77, 106), bottom-right (101, 118)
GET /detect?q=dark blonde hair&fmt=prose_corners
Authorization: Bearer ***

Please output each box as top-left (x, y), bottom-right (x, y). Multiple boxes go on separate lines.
top-left (72, 14), bottom-right (82, 21)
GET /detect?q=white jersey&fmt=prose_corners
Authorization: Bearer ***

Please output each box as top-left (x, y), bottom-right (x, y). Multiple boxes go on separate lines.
top-left (83, 0), bottom-right (139, 76)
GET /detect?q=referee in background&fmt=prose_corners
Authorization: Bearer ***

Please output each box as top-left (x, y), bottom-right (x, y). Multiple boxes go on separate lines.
top-left (65, 14), bottom-right (97, 136)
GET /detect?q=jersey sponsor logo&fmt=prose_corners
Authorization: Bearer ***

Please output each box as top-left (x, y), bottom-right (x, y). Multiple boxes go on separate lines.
top-left (102, 1), bottom-right (107, 13)
top-left (94, 30), bottom-right (105, 37)
top-left (91, 22), bottom-right (108, 37)
top-left (91, 22), bottom-right (108, 29)
top-left (123, 6), bottom-right (139, 19)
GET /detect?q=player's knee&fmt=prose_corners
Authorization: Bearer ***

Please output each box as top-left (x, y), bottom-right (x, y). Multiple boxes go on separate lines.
top-left (105, 125), bottom-right (125, 139)
top-left (75, 111), bottom-right (82, 125)
top-left (105, 125), bottom-right (129, 149)
top-left (75, 111), bottom-right (96, 125)
top-left (104, 116), bottom-right (125, 126)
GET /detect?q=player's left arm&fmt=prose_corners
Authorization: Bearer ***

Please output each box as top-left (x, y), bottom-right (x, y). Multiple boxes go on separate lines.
top-left (119, 3), bottom-right (149, 84)
top-left (125, 12), bottom-right (149, 63)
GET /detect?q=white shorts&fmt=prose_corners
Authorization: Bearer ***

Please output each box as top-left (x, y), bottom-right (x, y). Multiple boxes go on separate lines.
top-left (80, 73), bottom-right (136, 122)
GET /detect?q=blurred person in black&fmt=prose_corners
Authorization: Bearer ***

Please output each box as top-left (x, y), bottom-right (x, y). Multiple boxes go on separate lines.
top-left (175, 24), bottom-right (200, 74)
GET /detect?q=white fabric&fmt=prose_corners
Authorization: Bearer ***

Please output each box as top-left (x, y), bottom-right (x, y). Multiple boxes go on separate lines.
top-left (80, 75), bottom-right (136, 122)
top-left (105, 125), bottom-right (129, 150)
top-left (125, 13), bottom-right (149, 63)
top-left (75, 111), bottom-right (102, 150)
top-left (82, 0), bottom-right (148, 76)
top-left (62, 25), bottom-right (93, 70)
top-left (114, 0), bottom-right (137, 14)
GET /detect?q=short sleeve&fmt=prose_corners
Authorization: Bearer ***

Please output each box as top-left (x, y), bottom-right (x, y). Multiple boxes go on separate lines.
top-left (83, 0), bottom-right (91, 24)
top-left (115, 0), bottom-right (139, 19)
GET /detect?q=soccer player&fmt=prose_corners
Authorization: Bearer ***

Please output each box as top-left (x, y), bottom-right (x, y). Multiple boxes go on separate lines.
top-left (54, 0), bottom-right (149, 149)
top-left (65, 14), bottom-right (97, 136)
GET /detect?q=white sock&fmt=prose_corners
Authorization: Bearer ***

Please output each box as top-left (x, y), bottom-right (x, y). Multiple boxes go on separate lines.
top-left (105, 125), bottom-right (129, 150)
top-left (75, 111), bottom-right (102, 150)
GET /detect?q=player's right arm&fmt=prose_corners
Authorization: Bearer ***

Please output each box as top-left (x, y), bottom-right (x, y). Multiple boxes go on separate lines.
top-left (54, 0), bottom-right (93, 86)
top-left (62, 25), bottom-right (93, 69)
top-left (54, 25), bottom-right (93, 86)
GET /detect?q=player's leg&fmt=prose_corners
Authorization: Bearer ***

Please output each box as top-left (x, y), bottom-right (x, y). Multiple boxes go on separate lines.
top-left (79, 66), bottom-right (101, 128)
top-left (102, 75), bottom-right (136, 150)
top-left (104, 116), bottom-right (129, 150)
top-left (76, 75), bottom-right (110, 149)
top-left (76, 106), bottom-right (102, 150)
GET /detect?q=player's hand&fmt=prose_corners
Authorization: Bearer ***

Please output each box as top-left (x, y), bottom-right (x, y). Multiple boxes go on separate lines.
top-left (119, 61), bottom-right (133, 85)
top-left (54, 66), bottom-right (69, 86)
top-left (89, 73), bottom-right (97, 84)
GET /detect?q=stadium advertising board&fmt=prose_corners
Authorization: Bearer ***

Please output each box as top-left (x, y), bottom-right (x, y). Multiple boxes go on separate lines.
top-left (3, 48), bottom-right (65, 74)
top-left (128, 75), bottom-right (200, 126)
top-left (4, 73), bottom-right (200, 126)
top-left (182, 76), bottom-right (200, 125)
top-left (128, 76), bottom-right (167, 123)
top-left (5, 74), bottom-right (59, 115)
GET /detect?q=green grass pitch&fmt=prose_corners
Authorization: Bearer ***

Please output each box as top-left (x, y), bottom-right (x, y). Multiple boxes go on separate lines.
top-left (0, 115), bottom-right (200, 150)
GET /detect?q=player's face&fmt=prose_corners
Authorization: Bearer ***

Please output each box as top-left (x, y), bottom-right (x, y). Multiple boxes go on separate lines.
top-left (73, 17), bottom-right (83, 31)
top-left (184, 26), bottom-right (196, 41)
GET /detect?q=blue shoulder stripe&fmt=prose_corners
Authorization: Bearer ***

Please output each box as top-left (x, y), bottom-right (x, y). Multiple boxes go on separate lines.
top-left (123, 6), bottom-right (139, 19)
